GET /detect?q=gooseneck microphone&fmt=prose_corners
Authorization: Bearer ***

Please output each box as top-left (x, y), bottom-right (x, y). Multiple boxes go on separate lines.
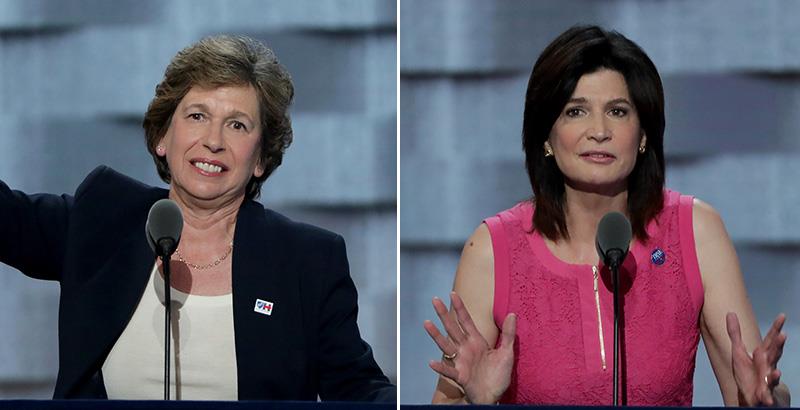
top-left (596, 211), bottom-right (632, 406)
top-left (146, 199), bottom-right (183, 401)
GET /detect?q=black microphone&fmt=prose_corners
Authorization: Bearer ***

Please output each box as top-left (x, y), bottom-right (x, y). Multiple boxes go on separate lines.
top-left (596, 211), bottom-right (632, 270)
top-left (146, 199), bottom-right (183, 401)
top-left (595, 211), bottom-right (632, 406)
top-left (146, 199), bottom-right (183, 258)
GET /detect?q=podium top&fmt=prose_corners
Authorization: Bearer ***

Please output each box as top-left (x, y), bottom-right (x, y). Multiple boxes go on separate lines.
top-left (0, 400), bottom-right (394, 410)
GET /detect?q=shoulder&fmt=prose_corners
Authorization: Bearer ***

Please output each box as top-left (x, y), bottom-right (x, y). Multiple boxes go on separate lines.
top-left (261, 207), bottom-right (343, 247)
top-left (75, 165), bottom-right (166, 203)
top-left (689, 197), bottom-right (740, 291)
top-left (70, 166), bottom-right (166, 223)
top-left (691, 197), bottom-right (728, 244)
top-left (459, 201), bottom-right (533, 277)
top-left (243, 204), bottom-right (346, 270)
top-left (459, 224), bottom-right (493, 267)
top-left (453, 224), bottom-right (494, 298)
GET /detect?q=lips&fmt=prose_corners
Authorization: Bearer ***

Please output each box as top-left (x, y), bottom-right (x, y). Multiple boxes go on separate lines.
top-left (579, 151), bottom-right (616, 159)
top-left (579, 150), bottom-right (616, 164)
top-left (190, 158), bottom-right (228, 174)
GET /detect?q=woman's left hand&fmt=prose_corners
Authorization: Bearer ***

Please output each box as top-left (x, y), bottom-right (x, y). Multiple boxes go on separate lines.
top-left (726, 312), bottom-right (787, 406)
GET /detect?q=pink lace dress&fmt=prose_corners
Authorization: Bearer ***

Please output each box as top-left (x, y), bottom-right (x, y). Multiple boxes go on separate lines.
top-left (484, 190), bottom-right (704, 405)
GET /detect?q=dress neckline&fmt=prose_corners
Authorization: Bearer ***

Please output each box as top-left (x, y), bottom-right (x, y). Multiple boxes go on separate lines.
top-left (518, 206), bottom-right (646, 275)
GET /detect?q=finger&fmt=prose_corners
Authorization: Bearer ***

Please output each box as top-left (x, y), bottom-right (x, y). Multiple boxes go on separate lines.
top-left (432, 296), bottom-right (465, 344)
top-left (726, 312), bottom-right (746, 352)
top-left (763, 313), bottom-right (786, 347)
top-left (754, 349), bottom-right (773, 405)
top-left (757, 368), bottom-right (783, 406)
top-left (424, 320), bottom-right (457, 357)
top-left (429, 359), bottom-right (460, 381)
top-left (761, 328), bottom-right (787, 368)
top-left (770, 368), bottom-right (782, 388)
top-left (450, 292), bottom-right (481, 340)
top-left (768, 332), bottom-right (787, 365)
top-left (760, 382), bottom-right (774, 407)
top-left (498, 313), bottom-right (517, 351)
top-left (760, 390), bottom-right (774, 407)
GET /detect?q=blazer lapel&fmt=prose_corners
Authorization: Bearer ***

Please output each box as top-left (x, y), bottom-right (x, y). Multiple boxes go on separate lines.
top-left (55, 189), bottom-right (166, 398)
top-left (231, 200), bottom-right (309, 399)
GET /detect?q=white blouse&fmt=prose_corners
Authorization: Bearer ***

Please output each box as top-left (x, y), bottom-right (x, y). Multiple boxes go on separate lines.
top-left (102, 264), bottom-right (238, 400)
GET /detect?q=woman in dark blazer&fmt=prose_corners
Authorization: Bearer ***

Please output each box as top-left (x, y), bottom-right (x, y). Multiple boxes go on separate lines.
top-left (0, 35), bottom-right (394, 402)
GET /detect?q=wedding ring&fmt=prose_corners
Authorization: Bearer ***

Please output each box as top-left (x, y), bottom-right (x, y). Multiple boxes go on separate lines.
top-left (443, 351), bottom-right (458, 360)
top-left (765, 375), bottom-right (770, 385)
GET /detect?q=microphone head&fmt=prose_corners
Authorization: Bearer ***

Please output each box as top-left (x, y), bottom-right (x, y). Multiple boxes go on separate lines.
top-left (595, 211), bottom-right (632, 267)
top-left (146, 199), bottom-right (183, 257)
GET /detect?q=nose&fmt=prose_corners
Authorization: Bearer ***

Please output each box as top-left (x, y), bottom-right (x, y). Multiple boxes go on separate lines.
top-left (203, 123), bottom-right (225, 153)
top-left (586, 116), bottom-right (611, 142)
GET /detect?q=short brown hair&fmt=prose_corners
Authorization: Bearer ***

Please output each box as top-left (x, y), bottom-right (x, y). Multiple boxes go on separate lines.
top-left (523, 25), bottom-right (665, 241)
top-left (143, 34), bottom-right (294, 199)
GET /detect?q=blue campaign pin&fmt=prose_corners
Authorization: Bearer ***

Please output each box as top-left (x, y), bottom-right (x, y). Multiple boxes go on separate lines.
top-left (651, 248), bottom-right (666, 265)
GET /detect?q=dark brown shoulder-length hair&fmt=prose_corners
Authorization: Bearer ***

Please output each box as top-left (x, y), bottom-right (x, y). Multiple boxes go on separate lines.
top-left (522, 25), bottom-right (665, 242)
top-left (143, 34), bottom-right (294, 200)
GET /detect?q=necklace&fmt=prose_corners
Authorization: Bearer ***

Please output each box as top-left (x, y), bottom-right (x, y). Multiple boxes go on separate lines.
top-left (174, 242), bottom-right (233, 270)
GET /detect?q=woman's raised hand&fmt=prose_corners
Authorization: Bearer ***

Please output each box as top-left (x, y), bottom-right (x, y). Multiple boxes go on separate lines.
top-left (424, 292), bottom-right (516, 404)
top-left (727, 312), bottom-right (787, 406)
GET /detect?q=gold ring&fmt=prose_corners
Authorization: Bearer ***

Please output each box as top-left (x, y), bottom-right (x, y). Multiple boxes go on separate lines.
top-left (443, 351), bottom-right (458, 360)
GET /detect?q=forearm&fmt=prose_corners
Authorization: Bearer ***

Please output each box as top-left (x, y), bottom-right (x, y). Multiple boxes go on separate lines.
top-left (0, 182), bottom-right (69, 279)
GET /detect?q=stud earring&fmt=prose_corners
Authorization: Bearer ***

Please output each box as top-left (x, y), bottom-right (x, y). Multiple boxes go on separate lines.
top-left (544, 142), bottom-right (554, 157)
top-left (638, 144), bottom-right (646, 154)
top-left (157, 145), bottom-right (165, 155)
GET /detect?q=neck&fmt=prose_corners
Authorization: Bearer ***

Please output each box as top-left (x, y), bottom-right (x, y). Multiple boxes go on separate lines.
top-left (168, 189), bottom-right (244, 245)
top-left (561, 184), bottom-right (629, 247)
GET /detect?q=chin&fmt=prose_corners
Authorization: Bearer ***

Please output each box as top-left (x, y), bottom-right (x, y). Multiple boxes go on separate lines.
top-left (175, 183), bottom-right (222, 200)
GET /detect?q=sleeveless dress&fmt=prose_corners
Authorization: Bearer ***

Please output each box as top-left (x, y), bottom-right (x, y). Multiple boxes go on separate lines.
top-left (484, 190), bottom-right (704, 405)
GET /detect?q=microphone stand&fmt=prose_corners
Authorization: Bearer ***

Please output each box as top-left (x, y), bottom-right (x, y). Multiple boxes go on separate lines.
top-left (163, 254), bottom-right (171, 401)
top-left (157, 240), bottom-right (175, 401)
top-left (146, 199), bottom-right (183, 402)
top-left (611, 259), bottom-right (621, 406)
top-left (595, 211), bottom-right (631, 407)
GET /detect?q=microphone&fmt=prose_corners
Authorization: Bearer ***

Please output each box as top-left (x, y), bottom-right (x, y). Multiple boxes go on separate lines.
top-left (145, 199), bottom-right (183, 401)
top-left (596, 211), bottom-right (632, 270)
top-left (595, 211), bottom-right (632, 406)
top-left (146, 199), bottom-right (183, 258)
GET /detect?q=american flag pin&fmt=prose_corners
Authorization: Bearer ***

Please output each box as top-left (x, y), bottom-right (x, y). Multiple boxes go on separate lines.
top-left (254, 299), bottom-right (274, 316)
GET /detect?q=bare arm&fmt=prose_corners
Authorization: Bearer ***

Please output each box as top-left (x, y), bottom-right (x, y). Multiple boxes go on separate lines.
top-left (694, 199), bottom-right (790, 406)
top-left (426, 224), bottom-right (514, 404)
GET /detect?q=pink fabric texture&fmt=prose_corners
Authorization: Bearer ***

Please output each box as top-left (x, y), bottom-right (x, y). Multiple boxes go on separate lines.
top-left (483, 190), bottom-right (703, 405)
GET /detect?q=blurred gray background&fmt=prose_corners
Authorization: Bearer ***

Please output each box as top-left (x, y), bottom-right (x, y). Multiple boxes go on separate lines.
top-left (0, 0), bottom-right (396, 398)
top-left (400, 0), bottom-right (800, 405)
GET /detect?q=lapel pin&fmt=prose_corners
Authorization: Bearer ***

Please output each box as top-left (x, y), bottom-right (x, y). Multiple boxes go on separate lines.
top-left (254, 299), bottom-right (274, 316)
top-left (651, 248), bottom-right (666, 265)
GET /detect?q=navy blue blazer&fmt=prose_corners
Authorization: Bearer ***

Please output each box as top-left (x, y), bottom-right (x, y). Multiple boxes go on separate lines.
top-left (0, 166), bottom-right (395, 402)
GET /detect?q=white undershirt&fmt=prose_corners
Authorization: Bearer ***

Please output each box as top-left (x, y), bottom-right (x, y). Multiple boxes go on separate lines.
top-left (102, 264), bottom-right (238, 400)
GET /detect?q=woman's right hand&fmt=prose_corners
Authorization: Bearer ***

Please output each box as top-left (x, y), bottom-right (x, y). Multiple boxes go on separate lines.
top-left (424, 291), bottom-right (517, 404)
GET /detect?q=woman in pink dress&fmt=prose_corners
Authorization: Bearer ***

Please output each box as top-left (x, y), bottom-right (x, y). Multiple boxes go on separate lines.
top-left (424, 25), bottom-right (790, 406)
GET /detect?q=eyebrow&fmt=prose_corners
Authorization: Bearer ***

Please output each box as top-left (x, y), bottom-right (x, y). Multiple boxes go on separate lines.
top-left (566, 97), bottom-right (633, 106)
top-left (183, 103), bottom-right (256, 124)
top-left (183, 103), bottom-right (210, 113)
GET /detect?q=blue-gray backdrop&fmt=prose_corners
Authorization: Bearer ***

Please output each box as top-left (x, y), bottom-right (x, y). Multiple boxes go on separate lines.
top-left (0, 0), bottom-right (396, 398)
top-left (400, 0), bottom-right (800, 405)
